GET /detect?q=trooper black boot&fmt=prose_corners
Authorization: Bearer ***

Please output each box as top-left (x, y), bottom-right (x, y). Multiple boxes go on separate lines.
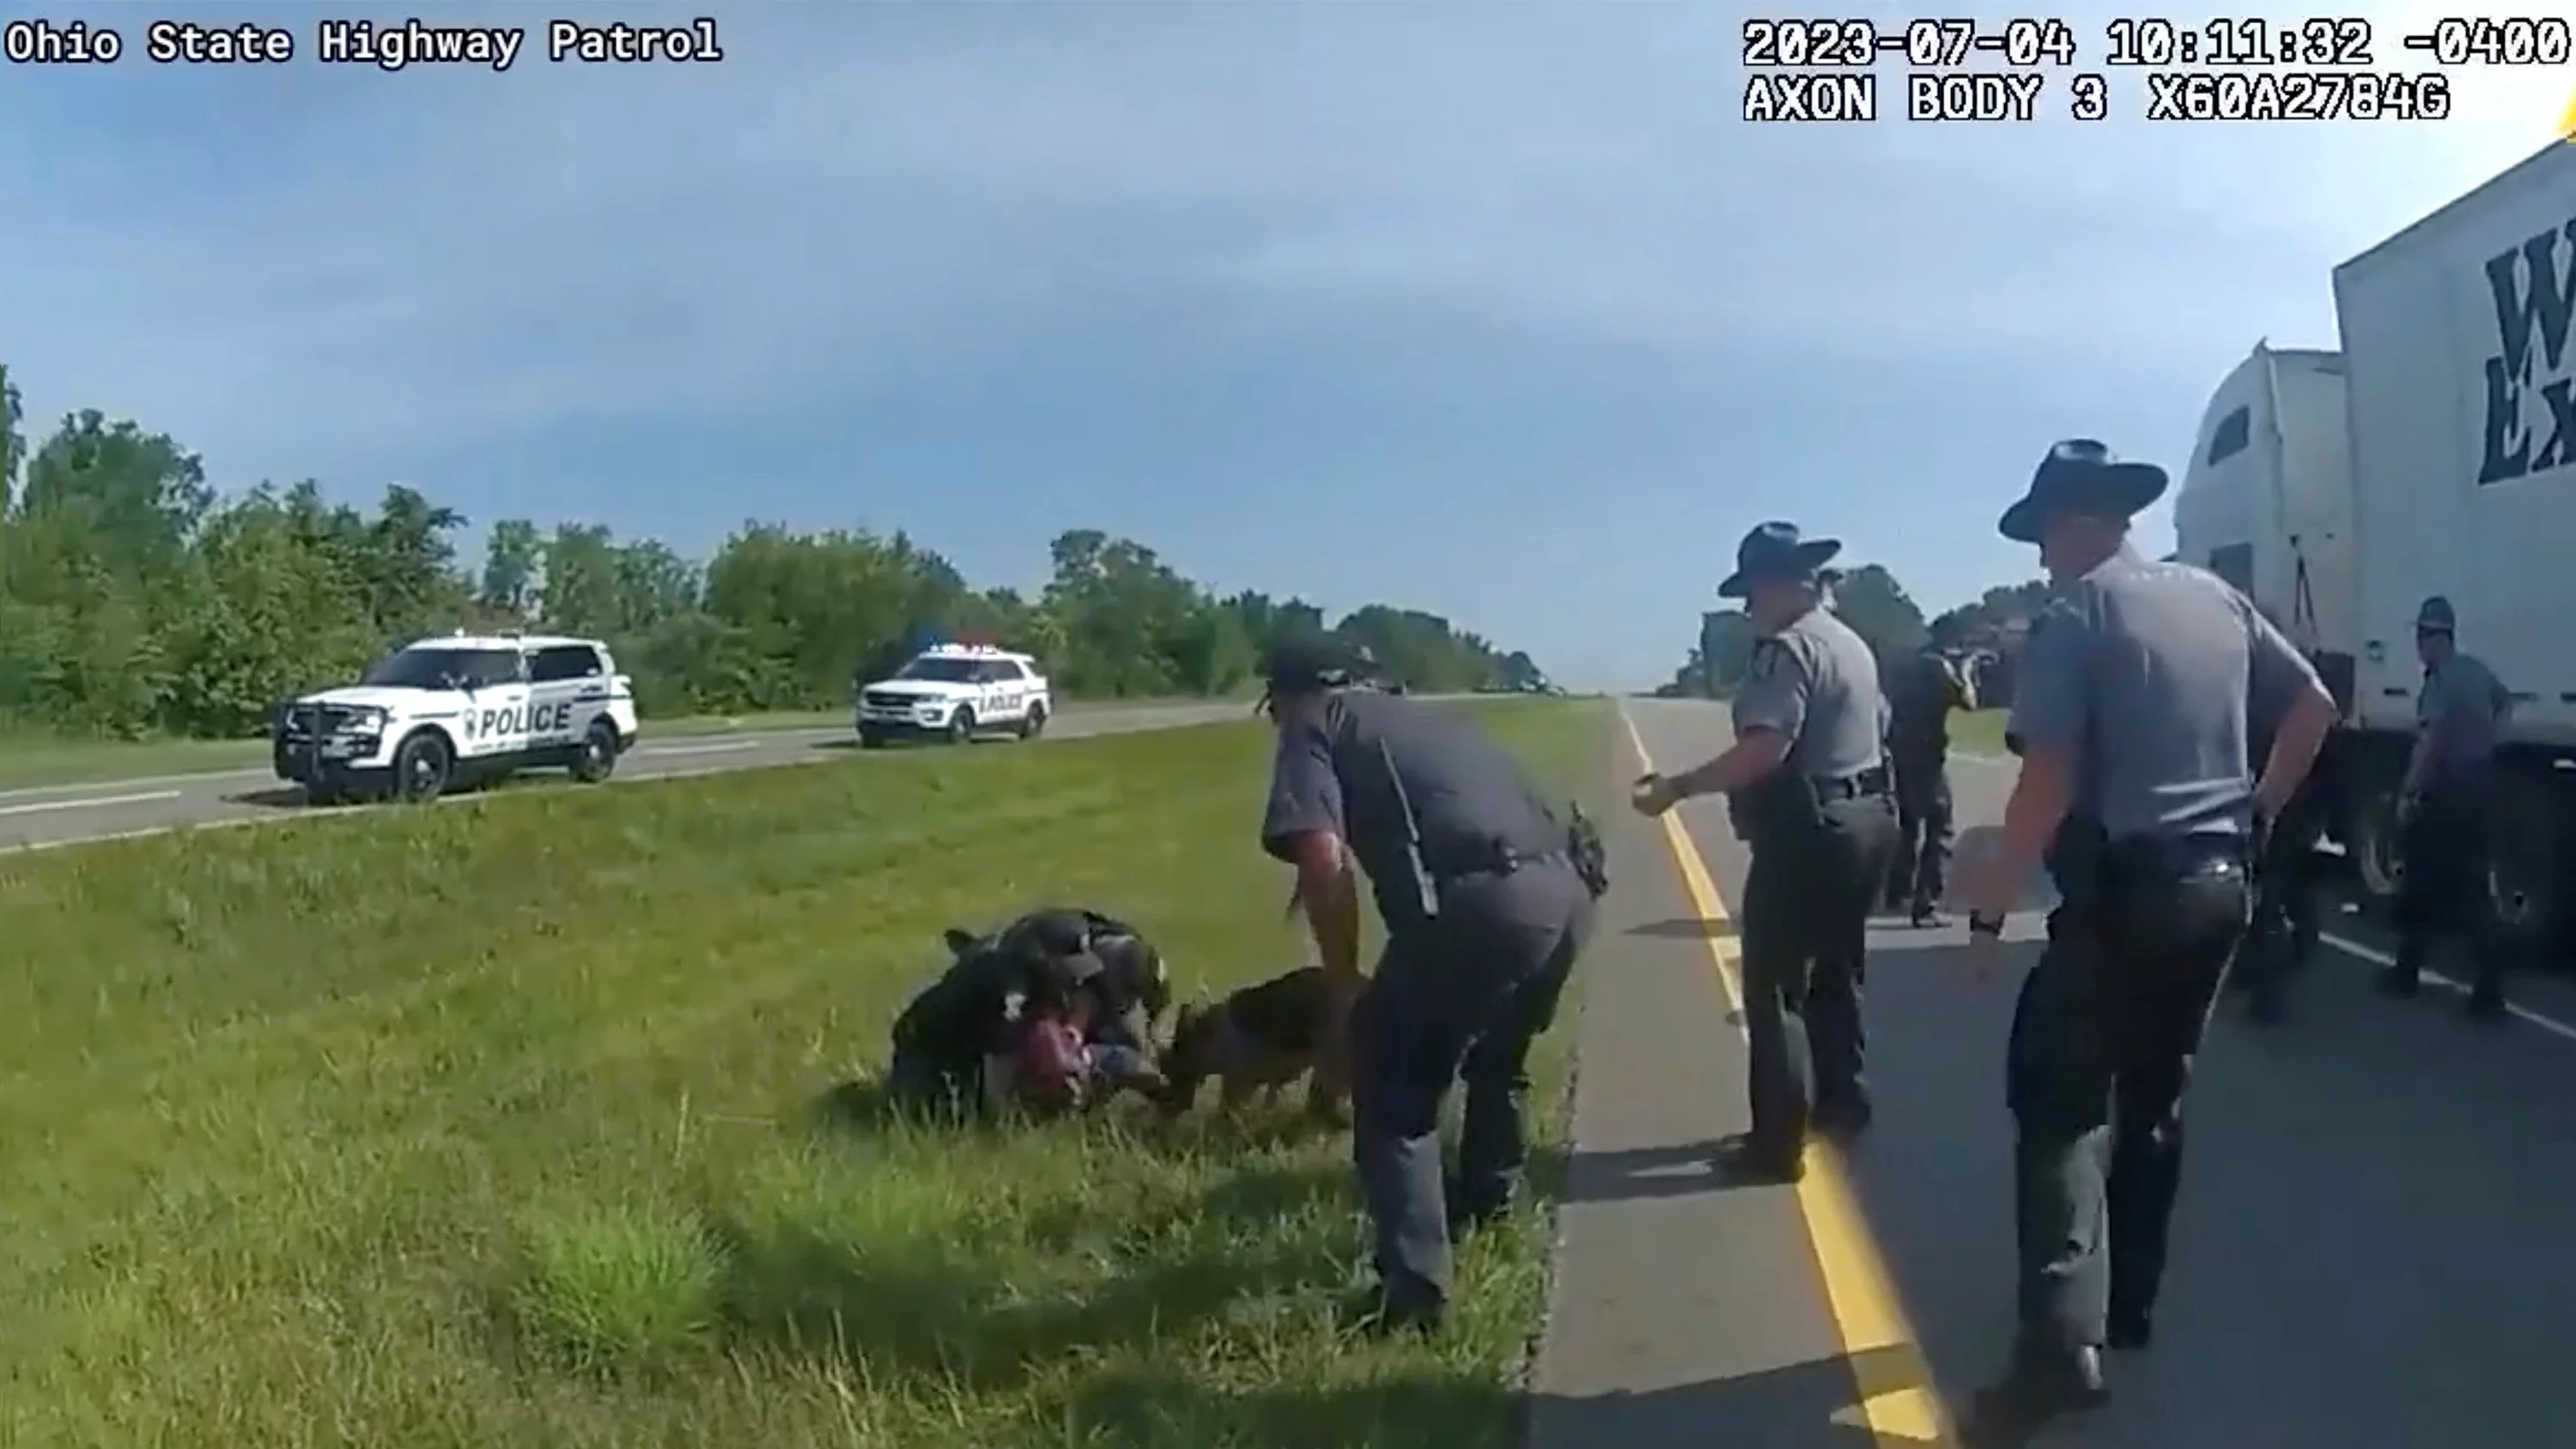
top-left (1961, 1343), bottom-right (2109, 1446)
top-left (1707, 1132), bottom-right (1804, 1185)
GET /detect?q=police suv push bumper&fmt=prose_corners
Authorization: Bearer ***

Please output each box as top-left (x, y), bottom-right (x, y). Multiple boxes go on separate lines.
top-left (856, 688), bottom-right (963, 738)
top-left (272, 700), bottom-right (393, 788)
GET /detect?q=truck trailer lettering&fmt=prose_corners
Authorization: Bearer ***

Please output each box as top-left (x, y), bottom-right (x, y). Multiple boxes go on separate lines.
top-left (2478, 217), bottom-right (2576, 484)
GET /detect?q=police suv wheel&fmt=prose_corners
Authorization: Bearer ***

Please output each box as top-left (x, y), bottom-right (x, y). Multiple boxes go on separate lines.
top-left (858, 729), bottom-right (888, 750)
top-left (392, 731), bottom-right (453, 804)
top-left (1018, 702), bottom-right (1048, 740)
top-left (570, 721), bottom-right (621, 783)
top-left (946, 708), bottom-right (976, 745)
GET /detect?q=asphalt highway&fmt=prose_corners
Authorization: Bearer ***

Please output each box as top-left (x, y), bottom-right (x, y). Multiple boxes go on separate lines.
top-left (0, 699), bottom-right (1259, 853)
top-left (1534, 698), bottom-right (2576, 1448)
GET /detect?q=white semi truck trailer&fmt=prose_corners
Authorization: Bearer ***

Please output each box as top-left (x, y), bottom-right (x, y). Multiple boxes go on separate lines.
top-left (2173, 140), bottom-right (2576, 955)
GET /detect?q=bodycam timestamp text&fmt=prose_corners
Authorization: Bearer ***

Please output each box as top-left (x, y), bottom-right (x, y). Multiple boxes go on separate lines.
top-left (3, 15), bottom-right (727, 70)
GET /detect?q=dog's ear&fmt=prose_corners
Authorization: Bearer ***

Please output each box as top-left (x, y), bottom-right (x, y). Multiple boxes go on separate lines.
top-left (942, 927), bottom-right (979, 957)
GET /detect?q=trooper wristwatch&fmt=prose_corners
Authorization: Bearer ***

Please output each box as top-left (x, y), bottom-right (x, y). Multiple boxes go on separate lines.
top-left (1966, 909), bottom-right (2007, 939)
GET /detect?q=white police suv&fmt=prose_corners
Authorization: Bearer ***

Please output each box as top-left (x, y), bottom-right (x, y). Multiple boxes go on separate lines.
top-left (854, 643), bottom-right (1051, 749)
top-left (271, 633), bottom-right (643, 804)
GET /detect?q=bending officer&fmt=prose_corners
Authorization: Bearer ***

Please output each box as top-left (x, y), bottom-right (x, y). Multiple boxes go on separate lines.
top-left (1954, 440), bottom-right (2335, 1442)
top-left (1257, 633), bottom-right (1601, 1334)
top-left (2377, 595), bottom-right (2513, 1021)
top-left (1631, 522), bottom-right (1899, 1184)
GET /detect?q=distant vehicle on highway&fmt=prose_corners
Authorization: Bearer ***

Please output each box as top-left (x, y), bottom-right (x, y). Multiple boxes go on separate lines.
top-left (854, 643), bottom-right (1052, 749)
top-left (272, 633), bottom-right (641, 805)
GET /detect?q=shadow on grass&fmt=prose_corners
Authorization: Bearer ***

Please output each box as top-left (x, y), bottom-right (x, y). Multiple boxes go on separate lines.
top-left (1061, 1342), bottom-right (1923, 1447)
top-left (1068, 1365), bottom-right (1520, 1448)
top-left (708, 1158), bottom-right (1355, 1392)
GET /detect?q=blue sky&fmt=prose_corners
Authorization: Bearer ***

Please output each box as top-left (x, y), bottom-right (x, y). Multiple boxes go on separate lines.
top-left (3, 2), bottom-right (2566, 689)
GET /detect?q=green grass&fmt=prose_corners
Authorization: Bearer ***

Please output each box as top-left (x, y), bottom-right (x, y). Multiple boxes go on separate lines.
top-left (1951, 707), bottom-right (2007, 757)
top-left (0, 698), bottom-right (1610, 1449)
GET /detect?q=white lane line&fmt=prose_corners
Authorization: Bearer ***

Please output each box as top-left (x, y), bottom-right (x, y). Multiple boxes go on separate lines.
top-left (2314, 931), bottom-right (2576, 1043)
top-left (635, 740), bottom-right (762, 758)
top-left (0, 789), bottom-right (184, 817)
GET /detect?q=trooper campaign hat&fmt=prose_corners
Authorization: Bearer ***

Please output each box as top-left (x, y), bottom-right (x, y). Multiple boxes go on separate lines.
top-left (1258, 632), bottom-right (1379, 702)
top-left (2415, 595), bottom-right (2457, 635)
top-left (1717, 520), bottom-right (1843, 600)
top-left (1996, 439), bottom-right (2171, 544)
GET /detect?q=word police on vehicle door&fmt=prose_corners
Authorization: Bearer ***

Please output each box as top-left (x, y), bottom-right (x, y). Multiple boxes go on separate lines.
top-left (460, 701), bottom-right (580, 743)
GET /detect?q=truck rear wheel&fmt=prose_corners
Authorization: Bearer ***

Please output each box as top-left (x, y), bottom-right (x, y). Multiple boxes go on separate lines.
top-left (2485, 778), bottom-right (2563, 962)
top-left (2348, 779), bottom-right (2406, 916)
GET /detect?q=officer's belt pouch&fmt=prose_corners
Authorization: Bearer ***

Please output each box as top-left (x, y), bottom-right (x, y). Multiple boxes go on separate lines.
top-left (1741, 771), bottom-right (1822, 840)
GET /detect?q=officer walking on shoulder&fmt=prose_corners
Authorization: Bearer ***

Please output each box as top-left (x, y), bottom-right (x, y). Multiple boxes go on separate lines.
top-left (1885, 638), bottom-right (1973, 926)
top-left (2377, 595), bottom-right (2514, 1020)
top-left (1256, 633), bottom-right (1603, 1334)
top-left (1631, 522), bottom-right (1899, 1184)
top-left (1953, 440), bottom-right (2336, 1443)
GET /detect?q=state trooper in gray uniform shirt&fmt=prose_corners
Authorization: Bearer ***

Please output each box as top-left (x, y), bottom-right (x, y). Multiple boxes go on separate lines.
top-left (1953, 441), bottom-right (2336, 1444)
top-left (1632, 522), bottom-right (1899, 1184)
top-left (2379, 594), bottom-right (2514, 1019)
top-left (1257, 633), bottom-right (1601, 1335)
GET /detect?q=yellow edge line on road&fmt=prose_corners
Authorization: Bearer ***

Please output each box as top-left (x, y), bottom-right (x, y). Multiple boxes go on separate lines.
top-left (1619, 709), bottom-right (1953, 1446)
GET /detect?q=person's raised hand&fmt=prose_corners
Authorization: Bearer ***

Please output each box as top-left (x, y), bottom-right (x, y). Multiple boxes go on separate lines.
top-left (1630, 773), bottom-right (1678, 817)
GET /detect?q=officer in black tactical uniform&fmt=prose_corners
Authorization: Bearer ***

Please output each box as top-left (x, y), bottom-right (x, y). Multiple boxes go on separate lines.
top-left (2379, 595), bottom-right (2514, 1021)
top-left (1257, 633), bottom-right (1603, 1334)
top-left (1631, 522), bottom-right (1899, 1184)
top-left (1954, 440), bottom-right (2336, 1443)
top-left (1885, 640), bottom-right (1971, 926)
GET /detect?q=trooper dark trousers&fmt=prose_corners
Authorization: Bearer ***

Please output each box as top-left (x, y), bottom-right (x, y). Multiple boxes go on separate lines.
top-left (2007, 836), bottom-right (2250, 1359)
top-left (2233, 792), bottom-right (2323, 1010)
top-left (2393, 785), bottom-right (2504, 999)
top-left (1889, 751), bottom-right (1954, 911)
top-left (1348, 861), bottom-right (1595, 1310)
top-left (1739, 791), bottom-right (1901, 1157)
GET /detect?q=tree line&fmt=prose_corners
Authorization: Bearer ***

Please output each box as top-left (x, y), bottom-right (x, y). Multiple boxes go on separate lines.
top-left (1657, 564), bottom-right (2054, 699)
top-left (0, 365), bottom-right (1548, 740)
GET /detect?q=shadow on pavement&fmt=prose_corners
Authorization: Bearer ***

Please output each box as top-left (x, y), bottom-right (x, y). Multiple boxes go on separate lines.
top-left (224, 787), bottom-right (316, 811)
top-left (1830, 926), bottom-right (2576, 1449)
top-left (1528, 1343), bottom-right (1923, 1447)
top-left (1625, 916), bottom-right (1739, 942)
top-left (1556, 1140), bottom-right (1784, 1205)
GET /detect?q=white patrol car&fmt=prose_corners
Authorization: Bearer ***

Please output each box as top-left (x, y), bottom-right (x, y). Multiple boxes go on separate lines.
top-left (271, 633), bottom-right (643, 804)
top-left (854, 644), bottom-right (1051, 749)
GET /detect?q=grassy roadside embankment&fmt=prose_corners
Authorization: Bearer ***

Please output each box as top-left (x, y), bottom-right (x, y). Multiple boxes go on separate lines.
top-left (0, 698), bottom-right (1608, 1449)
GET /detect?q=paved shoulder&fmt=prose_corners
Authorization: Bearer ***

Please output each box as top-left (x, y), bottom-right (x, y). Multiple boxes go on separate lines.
top-left (1620, 696), bottom-right (2576, 1448)
top-left (1529, 706), bottom-right (1935, 1446)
